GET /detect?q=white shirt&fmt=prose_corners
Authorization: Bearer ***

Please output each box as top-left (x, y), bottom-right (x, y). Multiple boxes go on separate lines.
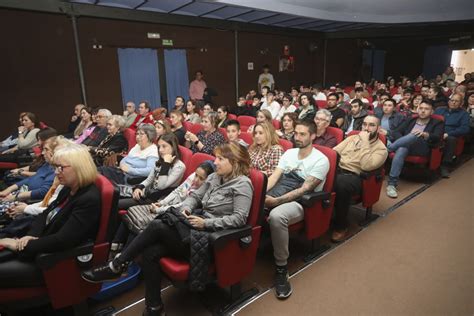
top-left (313, 92), bottom-right (327, 101)
top-left (277, 148), bottom-right (330, 192)
top-left (276, 105), bottom-right (297, 120)
top-left (258, 73), bottom-right (275, 89)
top-left (261, 100), bottom-right (281, 119)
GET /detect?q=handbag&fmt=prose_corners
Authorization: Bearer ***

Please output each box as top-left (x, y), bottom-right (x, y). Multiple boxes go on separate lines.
top-left (122, 204), bottom-right (165, 234)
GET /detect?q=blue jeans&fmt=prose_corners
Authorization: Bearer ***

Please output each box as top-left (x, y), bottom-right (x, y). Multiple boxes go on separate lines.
top-left (388, 134), bottom-right (429, 186)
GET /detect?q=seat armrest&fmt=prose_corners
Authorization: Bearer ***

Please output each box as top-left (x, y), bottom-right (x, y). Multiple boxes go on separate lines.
top-left (36, 242), bottom-right (94, 270)
top-left (209, 225), bottom-right (252, 250)
top-left (299, 191), bottom-right (330, 207)
top-left (360, 168), bottom-right (383, 180)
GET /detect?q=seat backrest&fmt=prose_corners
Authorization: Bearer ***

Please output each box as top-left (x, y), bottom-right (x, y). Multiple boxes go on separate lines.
top-left (219, 127), bottom-right (228, 141)
top-left (316, 100), bottom-right (327, 109)
top-left (188, 123), bottom-right (202, 135)
top-left (183, 121), bottom-right (193, 131)
top-left (183, 152), bottom-right (215, 180)
top-left (247, 169), bottom-right (267, 227)
top-left (326, 126), bottom-right (344, 145)
top-left (312, 145), bottom-right (337, 193)
top-left (94, 175), bottom-right (119, 244)
top-left (347, 130), bottom-right (386, 145)
top-left (279, 138), bottom-right (293, 152)
top-left (227, 114), bottom-right (237, 120)
top-left (272, 119), bottom-right (281, 130)
top-left (123, 128), bottom-right (137, 152)
top-left (237, 115), bottom-right (256, 127)
top-left (179, 145), bottom-right (193, 170)
top-left (240, 132), bottom-right (253, 146)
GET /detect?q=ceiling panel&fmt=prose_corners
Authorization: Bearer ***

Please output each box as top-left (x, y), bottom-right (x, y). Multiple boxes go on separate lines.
top-left (138, 0), bottom-right (193, 13)
top-left (98, 0), bottom-right (144, 9)
top-left (229, 10), bottom-right (278, 22)
top-left (172, 2), bottom-right (226, 16)
top-left (201, 6), bottom-right (252, 19)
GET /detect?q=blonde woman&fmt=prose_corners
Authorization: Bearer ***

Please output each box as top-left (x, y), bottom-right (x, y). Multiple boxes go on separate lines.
top-left (249, 122), bottom-right (283, 176)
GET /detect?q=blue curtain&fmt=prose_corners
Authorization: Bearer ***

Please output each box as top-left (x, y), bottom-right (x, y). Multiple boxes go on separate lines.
top-left (362, 49), bottom-right (385, 81)
top-left (164, 49), bottom-right (189, 110)
top-left (423, 45), bottom-right (452, 79)
top-left (117, 48), bottom-right (161, 109)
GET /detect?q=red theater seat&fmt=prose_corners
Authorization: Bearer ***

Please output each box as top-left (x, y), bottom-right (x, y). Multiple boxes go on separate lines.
top-left (237, 115), bottom-right (256, 128)
top-left (123, 128), bottom-right (137, 152)
top-left (326, 126), bottom-right (344, 145)
top-left (278, 138), bottom-right (293, 152)
top-left (0, 175), bottom-right (119, 314)
top-left (239, 132), bottom-right (253, 146)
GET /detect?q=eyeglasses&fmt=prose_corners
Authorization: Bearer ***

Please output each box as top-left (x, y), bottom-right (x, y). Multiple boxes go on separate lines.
top-left (52, 164), bottom-right (71, 173)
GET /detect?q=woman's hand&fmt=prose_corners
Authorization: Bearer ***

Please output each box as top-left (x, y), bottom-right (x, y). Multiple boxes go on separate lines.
top-left (17, 236), bottom-right (38, 251)
top-left (119, 163), bottom-right (129, 173)
top-left (2, 194), bottom-right (15, 203)
top-left (0, 190), bottom-right (8, 198)
top-left (0, 238), bottom-right (18, 251)
top-left (185, 131), bottom-right (198, 143)
top-left (7, 203), bottom-right (27, 218)
top-left (188, 215), bottom-right (205, 230)
top-left (132, 188), bottom-right (144, 200)
top-left (18, 126), bottom-right (26, 133)
top-left (162, 154), bottom-right (175, 163)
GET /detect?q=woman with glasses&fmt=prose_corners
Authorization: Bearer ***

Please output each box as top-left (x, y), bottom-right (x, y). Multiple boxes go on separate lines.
top-left (276, 94), bottom-right (297, 121)
top-left (0, 143), bottom-right (102, 288)
top-left (99, 124), bottom-right (159, 185)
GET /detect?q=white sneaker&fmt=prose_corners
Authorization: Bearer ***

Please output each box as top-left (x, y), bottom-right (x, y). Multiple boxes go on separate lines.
top-left (386, 185), bottom-right (398, 198)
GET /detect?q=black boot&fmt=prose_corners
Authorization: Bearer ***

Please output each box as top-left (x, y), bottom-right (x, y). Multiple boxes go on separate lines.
top-left (143, 304), bottom-right (165, 316)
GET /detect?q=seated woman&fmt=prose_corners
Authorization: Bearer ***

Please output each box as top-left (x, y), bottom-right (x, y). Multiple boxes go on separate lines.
top-left (184, 100), bottom-right (201, 124)
top-left (0, 112), bottom-right (26, 153)
top-left (154, 119), bottom-right (171, 138)
top-left (99, 124), bottom-right (159, 185)
top-left (73, 106), bottom-right (94, 140)
top-left (185, 111), bottom-right (226, 155)
top-left (0, 112), bottom-right (41, 164)
top-left (117, 133), bottom-right (185, 210)
top-left (90, 115), bottom-right (128, 166)
top-left (0, 144), bottom-right (101, 288)
top-left (75, 107), bottom-right (98, 144)
top-left (276, 94), bottom-right (297, 121)
top-left (82, 142), bottom-right (253, 316)
top-left (276, 112), bottom-right (297, 143)
top-left (169, 110), bottom-right (187, 146)
top-left (0, 135), bottom-right (58, 204)
top-left (3, 128), bottom-right (57, 185)
top-left (295, 92), bottom-right (317, 122)
top-left (216, 105), bottom-right (230, 128)
top-left (247, 109), bottom-right (273, 133)
top-left (202, 103), bottom-right (213, 116)
top-left (249, 122), bottom-right (283, 177)
top-left (110, 161), bottom-right (215, 254)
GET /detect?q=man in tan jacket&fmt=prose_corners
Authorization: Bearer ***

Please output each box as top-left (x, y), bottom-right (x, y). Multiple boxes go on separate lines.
top-left (332, 115), bottom-right (388, 242)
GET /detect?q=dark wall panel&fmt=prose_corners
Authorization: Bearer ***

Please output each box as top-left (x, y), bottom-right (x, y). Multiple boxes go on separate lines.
top-left (324, 39), bottom-right (362, 86)
top-left (0, 9), bottom-right (81, 137)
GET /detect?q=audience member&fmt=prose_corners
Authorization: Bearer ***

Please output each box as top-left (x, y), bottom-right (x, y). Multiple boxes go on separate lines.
top-left (73, 107), bottom-right (94, 140)
top-left (169, 110), bottom-right (187, 145)
top-left (248, 109), bottom-right (273, 133)
top-left (90, 115), bottom-right (128, 166)
top-left (225, 120), bottom-right (249, 148)
top-left (276, 94), bottom-right (297, 121)
top-left (81, 109), bottom-right (111, 147)
top-left (265, 120), bottom-right (329, 299)
top-left (295, 93), bottom-right (317, 121)
top-left (314, 109), bottom-right (337, 148)
top-left (332, 116), bottom-right (388, 242)
top-left (217, 105), bottom-right (230, 128)
top-left (326, 93), bottom-right (346, 128)
top-left (261, 90), bottom-right (281, 119)
top-left (184, 100), bottom-right (201, 124)
top-left (428, 86), bottom-right (448, 109)
top-left (189, 70), bottom-right (207, 102)
top-left (374, 99), bottom-right (406, 144)
top-left (154, 119), bottom-right (172, 138)
top-left (173, 96), bottom-right (186, 113)
top-left (343, 99), bottom-right (369, 134)
top-left (151, 108), bottom-right (167, 122)
top-left (185, 111), bottom-right (225, 155)
top-left (350, 87), bottom-right (369, 104)
top-left (129, 101), bottom-right (154, 131)
top-left (276, 112), bottom-right (297, 143)
top-left (386, 100), bottom-right (444, 198)
top-left (123, 102), bottom-right (137, 128)
top-left (312, 84), bottom-right (327, 101)
top-left (249, 122), bottom-right (283, 176)
top-left (65, 104), bottom-right (85, 138)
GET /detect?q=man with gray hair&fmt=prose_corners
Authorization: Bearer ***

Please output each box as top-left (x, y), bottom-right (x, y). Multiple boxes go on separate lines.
top-left (313, 109), bottom-right (337, 148)
top-left (82, 108), bottom-right (111, 147)
top-left (123, 101), bottom-right (137, 128)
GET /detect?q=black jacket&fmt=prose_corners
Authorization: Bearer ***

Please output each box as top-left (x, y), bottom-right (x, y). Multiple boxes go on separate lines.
top-left (91, 132), bottom-right (128, 165)
top-left (343, 109), bottom-right (368, 132)
top-left (392, 116), bottom-right (444, 147)
top-left (22, 183), bottom-right (101, 257)
top-left (374, 109), bottom-right (406, 142)
top-left (82, 126), bottom-right (108, 147)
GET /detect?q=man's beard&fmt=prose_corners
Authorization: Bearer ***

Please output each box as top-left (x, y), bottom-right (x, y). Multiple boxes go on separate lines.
top-left (295, 140), bottom-right (309, 148)
top-left (369, 130), bottom-right (378, 141)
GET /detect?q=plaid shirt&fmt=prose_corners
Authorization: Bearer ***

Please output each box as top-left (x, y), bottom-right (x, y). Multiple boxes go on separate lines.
top-left (249, 144), bottom-right (283, 176)
top-left (191, 130), bottom-right (226, 155)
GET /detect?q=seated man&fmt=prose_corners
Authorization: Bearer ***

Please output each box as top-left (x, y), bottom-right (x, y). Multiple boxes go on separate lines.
top-left (225, 119), bottom-right (249, 148)
top-left (343, 99), bottom-right (369, 134)
top-left (350, 87), bottom-right (369, 104)
top-left (332, 115), bottom-right (388, 242)
top-left (313, 109), bottom-right (337, 148)
top-left (260, 90), bottom-right (281, 119)
top-left (434, 93), bottom-right (470, 177)
top-left (374, 98), bottom-right (406, 145)
top-left (81, 109), bottom-right (111, 147)
top-left (64, 104), bottom-right (85, 138)
top-left (326, 93), bottom-right (346, 128)
top-left (386, 100), bottom-right (444, 198)
top-left (123, 101), bottom-right (137, 128)
top-left (129, 101), bottom-right (154, 131)
top-left (265, 120), bottom-right (330, 299)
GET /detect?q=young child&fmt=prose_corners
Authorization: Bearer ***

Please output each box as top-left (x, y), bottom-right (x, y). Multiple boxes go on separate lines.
top-left (225, 120), bottom-right (249, 148)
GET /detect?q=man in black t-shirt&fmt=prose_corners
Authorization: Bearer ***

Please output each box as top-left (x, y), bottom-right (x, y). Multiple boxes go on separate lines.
top-left (326, 93), bottom-right (346, 128)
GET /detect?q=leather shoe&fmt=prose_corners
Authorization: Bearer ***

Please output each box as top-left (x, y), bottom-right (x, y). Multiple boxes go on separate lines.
top-left (331, 229), bottom-right (348, 243)
top-left (143, 304), bottom-right (166, 316)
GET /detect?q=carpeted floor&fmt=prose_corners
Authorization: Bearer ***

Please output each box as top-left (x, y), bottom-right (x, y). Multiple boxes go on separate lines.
top-left (237, 160), bottom-right (474, 316)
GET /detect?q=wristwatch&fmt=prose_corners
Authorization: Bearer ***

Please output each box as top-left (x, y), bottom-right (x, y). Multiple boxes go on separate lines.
top-left (194, 140), bottom-right (199, 145)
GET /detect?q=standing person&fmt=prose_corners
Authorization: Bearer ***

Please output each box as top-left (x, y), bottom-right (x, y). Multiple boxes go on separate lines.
top-left (189, 70), bottom-right (207, 102)
top-left (129, 101), bottom-right (154, 131)
top-left (123, 102), bottom-right (137, 128)
top-left (258, 64), bottom-right (275, 92)
top-left (265, 120), bottom-right (329, 299)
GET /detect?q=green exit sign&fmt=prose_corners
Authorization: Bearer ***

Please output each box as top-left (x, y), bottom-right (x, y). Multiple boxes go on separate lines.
top-left (162, 39), bottom-right (173, 46)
